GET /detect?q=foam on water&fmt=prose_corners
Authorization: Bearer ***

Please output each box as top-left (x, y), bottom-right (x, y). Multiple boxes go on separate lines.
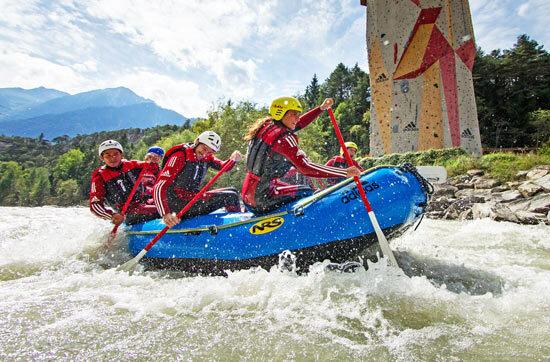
top-left (0, 207), bottom-right (549, 360)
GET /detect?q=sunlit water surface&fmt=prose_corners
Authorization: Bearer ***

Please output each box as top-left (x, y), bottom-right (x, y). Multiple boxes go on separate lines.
top-left (0, 206), bottom-right (548, 360)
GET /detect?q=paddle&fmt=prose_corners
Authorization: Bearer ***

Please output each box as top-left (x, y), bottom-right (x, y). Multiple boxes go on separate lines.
top-left (327, 108), bottom-right (399, 267)
top-left (117, 159), bottom-right (236, 273)
top-left (105, 166), bottom-right (148, 247)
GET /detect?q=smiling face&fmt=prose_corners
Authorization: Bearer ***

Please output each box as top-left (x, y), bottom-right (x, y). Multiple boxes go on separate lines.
top-left (101, 149), bottom-right (123, 167)
top-left (347, 147), bottom-right (357, 158)
top-left (194, 143), bottom-right (216, 160)
top-left (280, 110), bottom-right (301, 130)
top-left (144, 153), bottom-right (162, 164)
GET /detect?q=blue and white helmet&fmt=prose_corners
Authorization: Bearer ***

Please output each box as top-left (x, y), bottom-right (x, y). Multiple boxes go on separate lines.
top-left (147, 146), bottom-right (165, 157)
top-left (98, 139), bottom-right (123, 156)
top-left (195, 131), bottom-right (221, 152)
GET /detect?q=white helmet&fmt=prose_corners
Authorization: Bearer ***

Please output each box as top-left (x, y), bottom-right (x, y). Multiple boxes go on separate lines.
top-left (194, 131), bottom-right (221, 152)
top-left (98, 139), bottom-right (123, 156)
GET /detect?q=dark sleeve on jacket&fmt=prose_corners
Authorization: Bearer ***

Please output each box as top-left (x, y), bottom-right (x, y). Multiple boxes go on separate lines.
top-left (89, 168), bottom-right (113, 220)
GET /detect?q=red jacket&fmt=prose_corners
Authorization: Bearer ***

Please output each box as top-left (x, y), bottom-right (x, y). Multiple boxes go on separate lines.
top-left (89, 160), bottom-right (155, 220)
top-left (141, 163), bottom-right (160, 198)
top-left (153, 144), bottom-right (235, 216)
top-left (325, 155), bottom-right (363, 186)
top-left (325, 155), bottom-right (362, 169)
top-left (242, 107), bottom-right (348, 208)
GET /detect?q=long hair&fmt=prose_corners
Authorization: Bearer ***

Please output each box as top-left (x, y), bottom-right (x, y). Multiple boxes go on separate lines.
top-left (244, 116), bottom-right (272, 141)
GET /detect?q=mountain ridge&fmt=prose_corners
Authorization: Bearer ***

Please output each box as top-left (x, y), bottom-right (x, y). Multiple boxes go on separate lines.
top-left (0, 86), bottom-right (69, 119)
top-left (0, 86), bottom-right (189, 138)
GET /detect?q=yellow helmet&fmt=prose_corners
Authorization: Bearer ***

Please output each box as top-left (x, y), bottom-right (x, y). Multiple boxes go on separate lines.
top-left (269, 96), bottom-right (303, 121)
top-left (340, 141), bottom-right (358, 155)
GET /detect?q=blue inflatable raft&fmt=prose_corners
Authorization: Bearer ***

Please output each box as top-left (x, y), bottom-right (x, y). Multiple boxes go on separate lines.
top-left (126, 164), bottom-right (432, 274)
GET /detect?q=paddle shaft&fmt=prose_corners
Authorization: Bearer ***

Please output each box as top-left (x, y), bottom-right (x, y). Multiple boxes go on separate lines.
top-left (109, 166), bottom-right (148, 237)
top-left (327, 108), bottom-right (398, 266)
top-left (142, 159), bottom-right (235, 253)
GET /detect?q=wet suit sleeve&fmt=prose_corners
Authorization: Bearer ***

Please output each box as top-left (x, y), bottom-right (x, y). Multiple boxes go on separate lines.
top-left (294, 106), bottom-right (322, 132)
top-left (89, 170), bottom-right (114, 220)
top-left (326, 156), bottom-right (363, 171)
top-left (153, 151), bottom-right (187, 217)
top-left (272, 134), bottom-right (349, 178)
top-left (127, 159), bottom-right (156, 173)
top-left (207, 156), bottom-right (236, 172)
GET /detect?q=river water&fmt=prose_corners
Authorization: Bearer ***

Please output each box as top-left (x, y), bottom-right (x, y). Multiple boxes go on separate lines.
top-left (0, 206), bottom-right (548, 361)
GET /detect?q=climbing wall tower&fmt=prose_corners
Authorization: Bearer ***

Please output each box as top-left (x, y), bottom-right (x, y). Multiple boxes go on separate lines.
top-left (361, 0), bottom-right (482, 155)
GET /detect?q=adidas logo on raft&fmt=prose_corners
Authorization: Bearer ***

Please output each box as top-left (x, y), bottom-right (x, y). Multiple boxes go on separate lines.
top-left (461, 128), bottom-right (475, 139)
top-left (403, 122), bottom-right (418, 132)
top-left (375, 73), bottom-right (388, 83)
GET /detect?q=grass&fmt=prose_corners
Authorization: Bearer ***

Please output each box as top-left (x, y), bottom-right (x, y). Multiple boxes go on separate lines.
top-left (359, 144), bottom-right (550, 182)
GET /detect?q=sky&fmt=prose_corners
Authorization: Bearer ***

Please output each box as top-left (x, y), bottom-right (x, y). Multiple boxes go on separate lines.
top-left (0, 0), bottom-right (548, 118)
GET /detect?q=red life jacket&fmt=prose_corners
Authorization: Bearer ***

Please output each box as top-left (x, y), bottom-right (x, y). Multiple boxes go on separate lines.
top-left (245, 121), bottom-right (293, 179)
top-left (141, 163), bottom-right (160, 197)
top-left (162, 143), bottom-right (211, 193)
top-left (328, 155), bottom-right (348, 169)
top-left (93, 160), bottom-right (145, 209)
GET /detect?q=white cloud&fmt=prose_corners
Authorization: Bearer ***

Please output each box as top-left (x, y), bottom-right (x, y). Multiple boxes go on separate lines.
top-left (470, 0), bottom-right (549, 51)
top-left (107, 70), bottom-right (208, 117)
top-left (517, 2), bottom-right (530, 17)
top-left (85, 1), bottom-right (259, 70)
top-left (72, 60), bottom-right (98, 73)
top-left (81, 0), bottom-right (366, 105)
top-left (0, 48), bottom-right (87, 92)
top-left (0, 1), bottom-right (96, 63)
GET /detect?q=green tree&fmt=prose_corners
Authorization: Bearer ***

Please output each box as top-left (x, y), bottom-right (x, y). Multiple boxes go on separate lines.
top-left (304, 74), bottom-right (321, 109)
top-left (528, 109), bottom-right (550, 146)
top-left (0, 161), bottom-right (24, 205)
top-left (134, 129), bottom-right (197, 159)
top-left (209, 100), bottom-right (264, 188)
top-left (56, 179), bottom-right (82, 206)
top-left (296, 118), bottom-right (330, 163)
top-left (53, 148), bottom-right (86, 181)
top-left (321, 63), bottom-right (352, 103)
top-left (27, 167), bottom-right (51, 206)
top-left (474, 35), bottom-right (550, 147)
top-left (311, 63), bottom-right (371, 158)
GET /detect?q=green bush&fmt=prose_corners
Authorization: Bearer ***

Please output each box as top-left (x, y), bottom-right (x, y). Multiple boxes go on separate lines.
top-left (358, 147), bottom-right (549, 182)
top-left (479, 152), bottom-right (550, 181)
top-left (56, 179), bottom-right (82, 206)
top-left (443, 155), bottom-right (479, 177)
top-left (539, 141), bottom-right (550, 157)
top-left (358, 148), bottom-right (469, 169)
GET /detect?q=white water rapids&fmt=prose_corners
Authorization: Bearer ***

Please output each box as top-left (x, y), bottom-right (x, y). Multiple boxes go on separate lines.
top-left (0, 206), bottom-right (548, 360)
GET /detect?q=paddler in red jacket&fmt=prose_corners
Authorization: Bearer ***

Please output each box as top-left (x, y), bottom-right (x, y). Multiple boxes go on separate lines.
top-left (153, 131), bottom-right (243, 227)
top-left (89, 140), bottom-right (160, 225)
top-left (142, 145), bottom-right (164, 199)
top-left (325, 141), bottom-right (364, 186)
top-left (242, 96), bottom-right (361, 214)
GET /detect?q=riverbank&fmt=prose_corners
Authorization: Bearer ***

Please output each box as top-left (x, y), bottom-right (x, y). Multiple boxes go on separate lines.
top-left (358, 147), bottom-right (550, 225)
top-left (427, 165), bottom-right (550, 225)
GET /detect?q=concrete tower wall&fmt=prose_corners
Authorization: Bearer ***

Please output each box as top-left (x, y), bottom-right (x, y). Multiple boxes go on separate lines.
top-left (363, 0), bottom-right (482, 156)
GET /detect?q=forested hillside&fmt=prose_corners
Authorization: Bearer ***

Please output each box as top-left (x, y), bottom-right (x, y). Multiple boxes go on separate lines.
top-left (0, 35), bottom-right (548, 207)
